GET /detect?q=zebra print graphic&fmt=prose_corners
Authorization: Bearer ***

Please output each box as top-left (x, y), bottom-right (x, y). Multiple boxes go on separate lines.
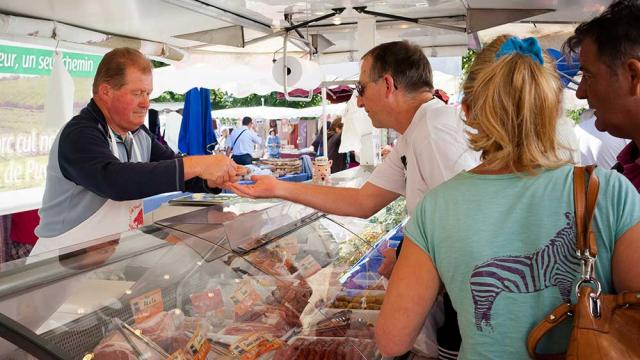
top-left (469, 212), bottom-right (579, 331)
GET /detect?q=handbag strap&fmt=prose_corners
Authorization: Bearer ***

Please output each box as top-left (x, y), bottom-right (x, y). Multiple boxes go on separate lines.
top-left (526, 302), bottom-right (574, 360)
top-left (573, 166), bottom-right (599, 257)
top-left (527, 166), bottom-right (599, 359)
top-left (229, 129), bottom-right (247, 151)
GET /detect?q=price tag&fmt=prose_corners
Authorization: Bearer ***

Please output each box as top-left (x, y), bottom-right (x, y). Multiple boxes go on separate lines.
top-left (185, 326), bottom-right (211, 360)
top-left (166, 326), bottom-right (211, 360)
top-left (275, 236), bottom-right (299, 255)
top-left (230, 280), bottom-right (261, 305)
top-left (129, 289), bottom-right (163, 325)
top-left (230, 280), bottom-right (263, 318)
top-left (231, 333), bottom-right (265, 355)
top-left (297, 254), bottom-right (322, 278)
top-left (231, 333), bottom-right (282, 359)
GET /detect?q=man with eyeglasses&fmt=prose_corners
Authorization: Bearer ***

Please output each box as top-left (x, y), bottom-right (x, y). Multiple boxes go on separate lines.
top-left (228, 40), bottom-right (478, 358)
top-left (230, 40), bottom-right (477, 223)
top-left (564, 0), bottom-right (640, 191)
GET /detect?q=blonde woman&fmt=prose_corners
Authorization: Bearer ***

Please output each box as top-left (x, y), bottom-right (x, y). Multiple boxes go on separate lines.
top-left (375, 35), bottom-right (640, 359)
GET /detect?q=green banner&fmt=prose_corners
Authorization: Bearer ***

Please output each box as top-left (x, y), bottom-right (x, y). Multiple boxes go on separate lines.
top-left (0, 44), bottom-right (102, 77)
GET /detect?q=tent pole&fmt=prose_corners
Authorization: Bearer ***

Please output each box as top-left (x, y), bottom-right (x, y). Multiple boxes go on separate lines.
top-left (322, 87), bottom-right (328, 157)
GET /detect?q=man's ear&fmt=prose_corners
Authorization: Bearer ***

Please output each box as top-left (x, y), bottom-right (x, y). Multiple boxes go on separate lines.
top-left (627, 58), bottom-right (640, 97)
top-left (383, 74), bottom-right (395, 97)
top-left (98, 83), bottom-right (111, 99)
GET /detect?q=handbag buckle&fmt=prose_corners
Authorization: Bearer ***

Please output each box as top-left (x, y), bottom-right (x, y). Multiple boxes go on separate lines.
top-left (576, 278), bottom-right (602, 318)
top-left (579, 252), bottom-right (596, 280)
top-left (589, 293), bottom-right (602, 318)
top-left (576, 278), bottom-right (602, 299)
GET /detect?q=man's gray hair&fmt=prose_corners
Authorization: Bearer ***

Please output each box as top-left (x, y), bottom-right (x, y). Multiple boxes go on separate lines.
top-left (362, 41), bottom-right (434, 93)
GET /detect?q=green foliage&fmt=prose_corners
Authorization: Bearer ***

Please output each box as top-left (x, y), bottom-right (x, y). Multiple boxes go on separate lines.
top-left (566, 107), bottom-right (586, 125)
top-left (461, 48), bottom-right (478, 77)
top-left (152, 89), bottom-right (323, 110)
top-left (151, 60), bottom-right (170, 68)
top-left (153, 91), bottom-right (185, 103)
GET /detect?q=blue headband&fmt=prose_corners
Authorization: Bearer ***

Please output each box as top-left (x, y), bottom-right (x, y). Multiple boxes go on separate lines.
top-left (495, 37), bottom-right (544, 65)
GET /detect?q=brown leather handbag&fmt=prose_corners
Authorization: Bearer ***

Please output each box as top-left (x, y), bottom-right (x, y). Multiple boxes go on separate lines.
top-left (527, 166), bottom-right (640, 359)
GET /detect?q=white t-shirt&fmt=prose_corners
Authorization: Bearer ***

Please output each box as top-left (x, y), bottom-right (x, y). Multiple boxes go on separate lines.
top-left (368, 99), bottom-right (480, 215)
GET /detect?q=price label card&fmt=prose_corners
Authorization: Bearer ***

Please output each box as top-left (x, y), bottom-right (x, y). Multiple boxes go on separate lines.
top-left (231, 333), bottom-right (282, 359)
top-left (275, 236), bottom-right (299, 255)
top-left (297, 254), bottom-right (322, 278)
top-left (185, 326), bottom-right (211, 360)
top-left (166, 326), bottom-right (211, 360)
top-left (129, 289), bottom-right (163, 325)
top-left (230, 280), bottom-right (260, 305)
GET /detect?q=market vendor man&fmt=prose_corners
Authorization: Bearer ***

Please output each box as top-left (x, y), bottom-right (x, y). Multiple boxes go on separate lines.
top-left (227, 41), bottom-right (480, 357)
top-left (33, 47), bottom-right (244, 256)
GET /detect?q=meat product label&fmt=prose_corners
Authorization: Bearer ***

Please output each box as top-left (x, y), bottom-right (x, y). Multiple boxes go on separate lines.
top-left (129, 289), bottom-right (164, 325)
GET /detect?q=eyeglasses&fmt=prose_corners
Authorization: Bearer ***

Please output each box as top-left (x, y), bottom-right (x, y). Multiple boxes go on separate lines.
top-left (355, 81), bottom-right (367, 97)
top-left (355, 77), bottom-right (397, 97)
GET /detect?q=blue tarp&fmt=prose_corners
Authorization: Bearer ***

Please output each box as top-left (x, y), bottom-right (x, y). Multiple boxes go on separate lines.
top-left (178, 87), bottom-right (217, 155)
top-left (547, 48), bottom-right (580, 88)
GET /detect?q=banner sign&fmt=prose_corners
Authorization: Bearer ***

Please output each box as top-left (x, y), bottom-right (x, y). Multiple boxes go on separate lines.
top-left (0, 44), bottom-right (102, 77)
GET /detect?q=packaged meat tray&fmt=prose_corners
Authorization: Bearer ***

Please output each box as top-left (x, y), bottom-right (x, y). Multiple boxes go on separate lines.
top-left (301, 309), bottom-right (377, 339)
top-left (273, 336), bottom-right (379, 360)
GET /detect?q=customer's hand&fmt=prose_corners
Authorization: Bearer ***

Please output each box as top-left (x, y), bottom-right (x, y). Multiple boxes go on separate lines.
top-left (378, 247), bottom-right (397, 279)
top-left (225, 175), bottom-right (282, 199)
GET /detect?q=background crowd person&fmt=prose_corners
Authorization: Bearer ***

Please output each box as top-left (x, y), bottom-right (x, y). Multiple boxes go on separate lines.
top-left (574, 109), bottom-right (630, 168)
top-left (227, 116), bottom-right (262, 165)
top-left (326, 117), bottom-right (347, 173)
top-left (563, 0), bottom-right (640, 190)
top-left (375, 34), bottom-right (640, 359)
top-left (266, 128), bottom-right (281, 158)
top-left (34, 47), bottom-right (243, 257)
top-left (227, 40), bottom-right (480, 358)
top-left (216, 127), bottom-right (229, 152)
top-left (312, 120), bottom-right (333, 156)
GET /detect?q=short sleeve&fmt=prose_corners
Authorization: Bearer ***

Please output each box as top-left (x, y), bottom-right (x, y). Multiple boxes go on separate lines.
top-left (251, 131), bottom-right (262, 144)
top-left (367, 147), bottom-right (406, 196)
top-left (403, 197), bottom-right (434, 261)
top-left (599, 168), bottom-right (640, 240)
top-left (417, 105), bottom-right (479, 189)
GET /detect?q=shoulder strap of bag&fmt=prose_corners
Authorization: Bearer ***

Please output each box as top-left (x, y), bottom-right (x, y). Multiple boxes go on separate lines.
top-left (229, 129), bottom-right (247, 151)
top-left (573, 165), bottom-right (599, 257)
top-left (527, 165), bottom-right (599, 359)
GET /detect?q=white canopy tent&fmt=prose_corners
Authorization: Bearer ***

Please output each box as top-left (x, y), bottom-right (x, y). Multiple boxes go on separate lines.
top-left (0, 0), bottom-right (613, 215)
top-left (149, 103), bottom-right (347, 119)
top-left (210, 103), bottom-right (346, 119)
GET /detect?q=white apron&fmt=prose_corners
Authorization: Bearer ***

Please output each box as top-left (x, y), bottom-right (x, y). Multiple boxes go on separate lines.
top-left (31, 128), bottom-right (145, 256)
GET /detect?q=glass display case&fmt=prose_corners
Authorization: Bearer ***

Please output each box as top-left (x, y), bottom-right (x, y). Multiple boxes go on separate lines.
top-left (0, 166), bottom-right (403, 360)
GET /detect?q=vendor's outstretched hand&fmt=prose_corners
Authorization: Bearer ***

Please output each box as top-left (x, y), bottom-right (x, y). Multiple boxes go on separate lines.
top-left (235, 164), bottom-right (249, 176)
top-left (201, 155), bottom-right (239, 187)
top-left (225, 175), bottom-right (281, 199)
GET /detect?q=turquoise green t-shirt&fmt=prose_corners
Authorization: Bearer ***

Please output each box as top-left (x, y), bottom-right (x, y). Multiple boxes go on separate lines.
top-left (404, 165), bottom-right (640, 359)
